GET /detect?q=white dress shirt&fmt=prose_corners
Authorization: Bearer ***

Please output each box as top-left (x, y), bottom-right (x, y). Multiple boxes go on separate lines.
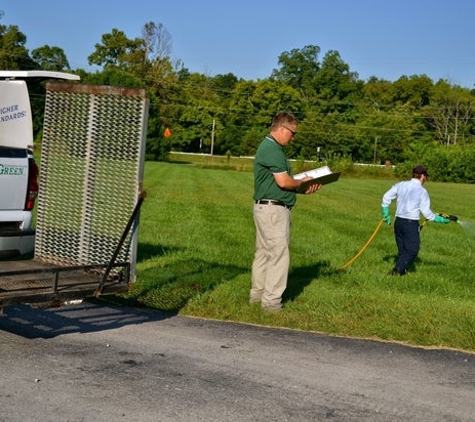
top-left (382, 178), bottom-right (436, 221)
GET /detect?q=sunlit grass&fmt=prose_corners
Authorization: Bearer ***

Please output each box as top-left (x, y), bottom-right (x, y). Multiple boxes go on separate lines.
top-left (117, 158), bottom-right (475, 352)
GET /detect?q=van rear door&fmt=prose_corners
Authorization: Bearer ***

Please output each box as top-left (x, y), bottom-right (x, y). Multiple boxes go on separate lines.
top-left (0, 80), bottom-right (33, 150)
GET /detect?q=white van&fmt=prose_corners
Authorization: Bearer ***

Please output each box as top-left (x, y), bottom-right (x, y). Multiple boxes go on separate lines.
top-left (0, 70), bottom-right (80, 258)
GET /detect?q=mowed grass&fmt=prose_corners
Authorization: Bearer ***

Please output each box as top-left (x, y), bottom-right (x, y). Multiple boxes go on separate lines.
top-left (119, 158), bottom-right (475, 352)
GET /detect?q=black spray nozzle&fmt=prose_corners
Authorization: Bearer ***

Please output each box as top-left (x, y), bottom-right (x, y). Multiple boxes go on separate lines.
top-left (438, 213), bottom-right (458, 222)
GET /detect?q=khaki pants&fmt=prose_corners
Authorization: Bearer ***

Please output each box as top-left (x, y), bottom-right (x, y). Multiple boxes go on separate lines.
top-left (251, 203), bottom-right (291, 310)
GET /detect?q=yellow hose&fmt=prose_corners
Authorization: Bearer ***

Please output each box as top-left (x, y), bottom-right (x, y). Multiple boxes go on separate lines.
top-left (338, 219), bottom-right (384, 271)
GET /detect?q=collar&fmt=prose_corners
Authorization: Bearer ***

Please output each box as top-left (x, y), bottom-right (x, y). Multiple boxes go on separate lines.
top-left (265, 135), bottom-right (282, 147)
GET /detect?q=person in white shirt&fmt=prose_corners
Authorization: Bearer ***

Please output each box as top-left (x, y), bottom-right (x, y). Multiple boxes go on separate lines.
top-left (381, 165), bottom-right (452, 275)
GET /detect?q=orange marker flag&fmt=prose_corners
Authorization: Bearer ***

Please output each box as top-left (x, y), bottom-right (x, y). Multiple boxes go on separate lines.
top-left (164, 127), bottom-right (172, 138)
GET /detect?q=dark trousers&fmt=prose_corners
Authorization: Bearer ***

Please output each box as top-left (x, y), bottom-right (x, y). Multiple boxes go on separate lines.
top-left (393, 217), bottom-right (421, 274)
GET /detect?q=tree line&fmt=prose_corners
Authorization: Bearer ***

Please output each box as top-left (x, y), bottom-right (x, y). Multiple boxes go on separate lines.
top-left (1, 11), bottom-right (475, 182)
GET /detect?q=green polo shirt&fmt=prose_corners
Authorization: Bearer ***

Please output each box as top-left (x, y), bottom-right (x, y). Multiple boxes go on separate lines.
top-left (253, 135), bottom-right (296, 207)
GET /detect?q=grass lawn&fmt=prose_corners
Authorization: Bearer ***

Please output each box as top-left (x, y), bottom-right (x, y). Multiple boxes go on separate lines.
top-left (116, 156), bottom-right (475, 353)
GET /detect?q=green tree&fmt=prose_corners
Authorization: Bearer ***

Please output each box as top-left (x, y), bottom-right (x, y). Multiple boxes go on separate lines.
top-left (0, 20), bottom-right (36, 70)
top-left (392, 75), bottom-right (433, 108)
top-left (353, 103), bottom-right (420, 164)
top-left (228, 79), bottom-right (304, 156)
top-left (358, 78), bottom-right (431, 163)
top-left (271, 45), bottom-right (321, 101)
top-left (361, 77), bottom-right (396, 108)
top-left (31, 45), bottom-right (70, 71)
top-left (166, 72), bottom-right (223, 153)
top-left (83, 66), bottom-right (144, 87)
top-left (140, 21), bottom-right (175, 87)
top-left (314, 50), bottom-right (362, 110)
top-left (88, 28), bottom-right (144, 70)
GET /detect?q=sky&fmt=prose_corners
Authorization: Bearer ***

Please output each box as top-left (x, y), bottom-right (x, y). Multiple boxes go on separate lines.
top-left (2, 0), bottom-right (475, 88)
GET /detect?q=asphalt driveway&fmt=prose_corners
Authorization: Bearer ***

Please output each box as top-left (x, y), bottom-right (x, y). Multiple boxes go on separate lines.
top-left (0, 302), bottom-right (474, 421)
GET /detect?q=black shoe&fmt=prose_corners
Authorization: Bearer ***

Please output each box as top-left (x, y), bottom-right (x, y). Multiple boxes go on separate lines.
top-left (388, 268), bottom-right (407, 276)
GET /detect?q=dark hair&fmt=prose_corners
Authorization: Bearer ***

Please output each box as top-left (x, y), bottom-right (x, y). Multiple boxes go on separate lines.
top-left (412, 165), bottom-right (429, 178)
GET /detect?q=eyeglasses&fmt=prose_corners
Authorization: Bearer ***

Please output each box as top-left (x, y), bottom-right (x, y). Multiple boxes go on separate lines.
top-left (282, 125), bottom-right (297, 137)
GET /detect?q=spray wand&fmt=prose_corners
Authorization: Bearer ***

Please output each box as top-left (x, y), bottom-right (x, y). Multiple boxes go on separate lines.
top-left (438, 213), bottom-right (460, 224)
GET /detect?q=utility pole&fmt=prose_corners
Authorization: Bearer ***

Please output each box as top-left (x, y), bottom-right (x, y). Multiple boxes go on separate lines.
top-left (373, 136), bottom-right (378, 164)
top-left (210, 119), bottom-right (215, 156)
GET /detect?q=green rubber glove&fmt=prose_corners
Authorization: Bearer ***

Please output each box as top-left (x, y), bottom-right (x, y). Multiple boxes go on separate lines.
top-left (381, 206), bottom-right (391, 225)
top-left (434, 215), bottom-right (451, 224)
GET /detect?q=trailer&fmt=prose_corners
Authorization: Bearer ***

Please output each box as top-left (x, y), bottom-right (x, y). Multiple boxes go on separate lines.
top-left (0, 80), bottom-right (148, 310)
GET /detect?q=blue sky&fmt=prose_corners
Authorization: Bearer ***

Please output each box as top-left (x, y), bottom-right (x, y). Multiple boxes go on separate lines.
top-left (2, 0), bottom-right (475, 88)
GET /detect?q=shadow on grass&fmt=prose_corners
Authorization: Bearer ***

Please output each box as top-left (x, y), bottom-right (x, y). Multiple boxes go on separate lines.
top-left (284, 260), bottom-right (332, 303)
top-left (382, 254), bottom-right (424, 273)
top-left (382, 254), bottom-right (397, 266)
top-left (136, 242), bottom-right (183, 262)
top-left (166, 159), bottom-right (192, 165)
top-left (126, 258), bottom-right (247, 313)
top-left (130, 258), bottom-right (334, 312)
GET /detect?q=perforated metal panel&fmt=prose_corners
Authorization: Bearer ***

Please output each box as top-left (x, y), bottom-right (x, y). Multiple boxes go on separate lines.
top-left (35, 82), bottom-right (148, 279)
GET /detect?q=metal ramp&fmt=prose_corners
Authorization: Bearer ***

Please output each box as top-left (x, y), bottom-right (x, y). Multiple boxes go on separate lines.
top-left (0, 260), bottom-right (131, 306)
top-left (0, 82), bottom-right (148, 308)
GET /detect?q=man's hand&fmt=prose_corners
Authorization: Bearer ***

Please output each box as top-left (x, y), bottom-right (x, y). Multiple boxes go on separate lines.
top-left (381, 206), bottom-right (391, 225)
top-left (434, 215), bottom-right (451, 224)
top-left (300, 177), bottom-right (321, 194)
top-left (303, 182), bottom-right (322, 194)
top-left (274, 173), bottom-right (321, 193)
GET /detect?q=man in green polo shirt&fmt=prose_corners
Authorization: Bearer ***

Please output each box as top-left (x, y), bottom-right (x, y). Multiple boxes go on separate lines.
top-left (251, 112), bottom-right (321, 311)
